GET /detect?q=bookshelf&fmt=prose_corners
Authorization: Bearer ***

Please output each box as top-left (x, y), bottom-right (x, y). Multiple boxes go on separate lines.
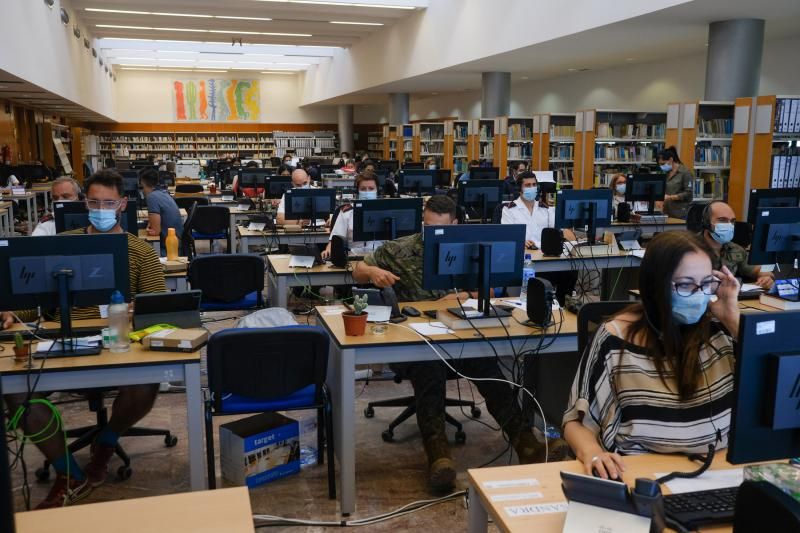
top-left (533, 113), bottom-right (575, 186)
top-left (729, 95), bottom-right (800, 218)
top-left (470, 118), bottom-right (495, 165)
top-left (444, 119), bottom-right (470, 173)
top-left (382, 124), bottom-right (399, 161)
top-left (367, 130), bottom-right (383, 160)
top-left (401, 124), bottom-right (414, 162)
top-left (494, 116), bottom-right (533, 175)
top-left (573, 109), bottom-right (666, 189)
top-left (415, 122), bottom-right (446, 167)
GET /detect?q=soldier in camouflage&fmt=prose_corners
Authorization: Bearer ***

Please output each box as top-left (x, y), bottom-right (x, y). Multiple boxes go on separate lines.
top-left (354, 195), bottom-right (567, 492)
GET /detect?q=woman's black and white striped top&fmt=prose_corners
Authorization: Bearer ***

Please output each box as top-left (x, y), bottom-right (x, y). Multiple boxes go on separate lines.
top-left (562, 321), bottom-right (735, 455)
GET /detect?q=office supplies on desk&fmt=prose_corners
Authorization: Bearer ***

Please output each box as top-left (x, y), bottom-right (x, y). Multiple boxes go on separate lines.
top-left (133, 290), bottom-right (202, 330)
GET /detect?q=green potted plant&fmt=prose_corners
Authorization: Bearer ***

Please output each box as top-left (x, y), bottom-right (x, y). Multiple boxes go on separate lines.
top-left (13, 332), bottom-right (29, 363)
top-left (342, 294), bottom-right (369, 336)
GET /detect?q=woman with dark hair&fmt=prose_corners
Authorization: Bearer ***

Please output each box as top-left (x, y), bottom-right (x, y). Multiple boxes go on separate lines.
top-left (563, 231), bottom-right (740, 479)
top-left (658, 146), bottom-right (693, 219)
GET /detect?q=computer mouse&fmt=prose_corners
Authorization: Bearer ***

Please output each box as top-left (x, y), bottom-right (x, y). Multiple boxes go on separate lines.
top-left (401, 306), bottom-right (421, 317)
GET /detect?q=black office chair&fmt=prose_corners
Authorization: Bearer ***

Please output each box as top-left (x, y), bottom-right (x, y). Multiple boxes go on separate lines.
top-left (174, 196), bottom-right (209, 211)
top-left (175, 183), bottom-right (204, 195)
top-left (204, 327), bottom-right (335, 498)
top-left (159, 171), bottom-right (176, 188)
top-left (685, 202), bottom-right (706, 233)
top-left (188, 254), bottom-right (265, 311)
top-left (36, 391), bottom-right (177, 482)
top-left (491, 202), bottom-right (508, 224)
top-left (180, 200), bottom-right (198, 260)
top-left (189, 205), bottom-right (231, 254)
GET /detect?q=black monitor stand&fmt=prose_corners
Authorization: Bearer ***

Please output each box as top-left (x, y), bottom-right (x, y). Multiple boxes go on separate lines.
top-left (447, 243), bottom-right (512, 319)
top-left (573, 203), bottom-right (600, 247)
top-left (640, 184), bottom-right (661, 216)
top-left (51, 268), bottom-right (102, 358)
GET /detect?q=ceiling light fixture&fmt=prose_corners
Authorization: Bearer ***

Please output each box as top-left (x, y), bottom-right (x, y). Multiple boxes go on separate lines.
top-left (329, 21), bottom-right (384, 26)
top-left (85, 8), bottom-right (272, 21)
top-left (60, 8), bottom-right (70, 25)
top-left (261, 71), bottom-right (297, 75)
top-left (256, 0), bottom-right (415, 9)
top-left (121, 67), bottom-right (227, 73)
top-left (96, 24), bottom-right (311, 37)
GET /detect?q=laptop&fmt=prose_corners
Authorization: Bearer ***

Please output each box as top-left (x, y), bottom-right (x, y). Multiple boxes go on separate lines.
top-left (133, 290), bottom-right (202, 330)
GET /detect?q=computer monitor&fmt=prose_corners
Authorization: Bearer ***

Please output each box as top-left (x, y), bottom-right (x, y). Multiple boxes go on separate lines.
top-left (158, 171), bottom-right (175, 187)
top-left (319, 164), bottom-right (337, 174)
top-left (0, 234), bottom-right (129, 357)
top-left (238, 168), bottom-right (273, 189)
top-left (625, 173), bottom-right (666, 215)
top-left (727, 310), bottom-right (800, 464)
top-left (378, 160), bottom-right (400, 172)
top-left (129, 161), bottom-right (156, 171)
top-left (422, 224), bottom-right (526, 317)
top-left (749, 207), bottom-right (800, 266)
top-left (554, 189), bottom-right (613, 246)
top-left (53, 199), bottom-right (139, 235)
top-left (747, 188), bottom-right (800, 225)
top-left (468, 167), bottom-right (500, 180)
top-left (436, 169), bottom-right (452, 188)
top-left (371, 169), bottom-right (389, 188)
top-left (403, 162), bottom-right (424, 170)
top-left (121, 175), bottom-right (140, 200)
top-left (457, 179), bottom-right (505, 223)
top-left (397, 170), bottom-right (436, 196)
top-left (265, 176), bottom-right (293, 199)
top-left (352, 197), bottom-right (423, 242)
top-left (284, 188), bottom-right (336, 227)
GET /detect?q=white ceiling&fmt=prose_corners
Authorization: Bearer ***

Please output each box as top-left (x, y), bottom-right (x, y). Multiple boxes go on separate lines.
top-left (0, 71), bottom-right (109, 122)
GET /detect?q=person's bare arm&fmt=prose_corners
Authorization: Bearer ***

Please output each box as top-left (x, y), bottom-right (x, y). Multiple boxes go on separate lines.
top-left (147, 213), bottom-right (161, 236)
top-left (276, 212), bottom-right (287, 225)
top-left (564, 420), bottom-right (625, 480)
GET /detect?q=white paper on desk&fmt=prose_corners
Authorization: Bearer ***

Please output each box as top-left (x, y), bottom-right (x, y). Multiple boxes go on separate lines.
top-left (504, 501), bottom-right (568, 517)
top-left (365, 305), bottom-right (391, 322)
top-left (249, 222), bottom-right (266, 232)
top-left (37, 336), bottom-right (102, 353)
top-left (562, 501), bottom-right (650, 533)
top-left (322, 306), bottom-right (346, 315)
top-left (619, 239), bottom-right (642, 250)
top-left (288, 255), bottom-right (315, 268)
top-left (655, 468), bottom-right (743, 494)
top-left (503, 299), bottom-right (561, 311)
top-left (629, 250), bottom-right (646, 259)
top-left (409, 322), bottom-right (454, 336)
top-left (221, 194), bottom-right (234, 201)
top-left (740, 283), bottom-right (763, 293)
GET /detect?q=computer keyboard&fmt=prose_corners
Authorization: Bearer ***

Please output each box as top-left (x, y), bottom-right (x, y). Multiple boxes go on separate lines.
top-left (664, 486), bottom-right (739, 529)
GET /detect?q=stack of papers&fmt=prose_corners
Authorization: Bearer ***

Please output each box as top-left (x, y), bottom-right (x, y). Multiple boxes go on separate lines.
top-left (36, 336), bottom-right (102, 353)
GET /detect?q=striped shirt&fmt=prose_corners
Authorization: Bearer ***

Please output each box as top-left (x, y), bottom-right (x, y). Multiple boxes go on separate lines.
top-left (562, 322), bottom-right (735, 455)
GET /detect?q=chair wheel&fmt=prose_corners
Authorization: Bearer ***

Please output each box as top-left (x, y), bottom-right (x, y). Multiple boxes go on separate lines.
top-left (35, 467), bottom-right (51, 482)
top-left (470, 407), bottom-right (482, 418)
top-left (117, 465), bottom-right (132, 480)
top-left (165, 435), bottom-right (178, 447)
top-left (381, 429), bottom-right (394, 442)
top-left (455, 431), bottom-right (467, 444)
top-left (363, 406), bottom-right (375, 418)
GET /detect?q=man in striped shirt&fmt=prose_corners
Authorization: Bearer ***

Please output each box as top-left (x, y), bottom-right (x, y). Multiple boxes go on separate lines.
top-left (2, 170), bottom-right (167, 509)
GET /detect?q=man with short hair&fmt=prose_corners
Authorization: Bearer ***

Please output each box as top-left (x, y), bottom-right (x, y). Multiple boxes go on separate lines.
top-left (31, 176), bottom-right (82, 236)
top-left (503, 161), bottom-right (528, 197)
top-left (2, 170), bottom-right (167, 509)
top-left (139, 168), bottom-right (183, 251)
top-left (700, 200), bottom-right (773, 289)
top-left (352, 195), bottom-right (566, 492)
top-left (457, 159), bottom-right (481, 184)
top-left (276, 168), bottom-right (325, 226)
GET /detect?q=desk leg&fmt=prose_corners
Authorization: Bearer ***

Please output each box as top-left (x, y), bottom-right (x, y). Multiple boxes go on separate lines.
top-left (184, 362), bottom-right (206, 491)
top-left (239, 235), bottom-right (248, 254)
top-left (230, 216), bottom-right (236, 253)
top-left (153, 241), bottom-right (161, 257)
top-left (468, 485), bottom-right (489, 533)
top-left (276, 274), bottom-right (288, 309)
top-left (176, 277), bottom-right (188, 292)
top-left (327, 345), bottom-right (356, 516)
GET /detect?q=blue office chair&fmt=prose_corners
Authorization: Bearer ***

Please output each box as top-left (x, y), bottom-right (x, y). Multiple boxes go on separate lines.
top-left (204, 326), bottom-right (335, 498)
top-left (189, 205), bottom-right (231, 254)
top-left (188, 254), bottom-right (265, 311)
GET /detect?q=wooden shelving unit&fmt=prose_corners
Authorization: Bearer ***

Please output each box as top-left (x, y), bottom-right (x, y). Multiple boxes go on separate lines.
top-left (444, 119), bottom-right (470, 173)
top-left (401, 124), bottom-right (414, 162)
top-left (494, 116), bottom-right (533, 175)
top-left (533, 113), bottom-right (575, 186)
top-left (367, 130), bottom-right (383, 159)
top-left (382, 124), bottom-right (399, 161)
top-left (470, 118), bottom-right (495, 165)
top-left (415, 122), bottom-right (445, 167)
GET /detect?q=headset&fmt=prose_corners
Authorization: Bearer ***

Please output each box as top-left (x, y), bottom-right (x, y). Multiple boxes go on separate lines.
top-left (700, 200), bottom-right (727, 232)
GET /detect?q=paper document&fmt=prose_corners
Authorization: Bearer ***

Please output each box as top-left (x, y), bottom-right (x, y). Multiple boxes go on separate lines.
top-left (630, 250), bottom-right (646, 259)
top-left (365, 305), bottom-right (392, 323)
top-left (37, 336), bottom-right (102, 353)
top-left (740, 283), bottom-right (763, 293)
top-left (655, 468), bottom-right (743, 495)
top-left (619, 239), bottom-right (642, 250)
top-left (288, 255), bottom-right (315, 269)
top-left (249, 222), bottom-right (266, 232)
top-left (409, 322), bottom-right (455, 336)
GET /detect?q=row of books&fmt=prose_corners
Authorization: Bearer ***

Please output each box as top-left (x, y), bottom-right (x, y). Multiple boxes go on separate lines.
top-left (594, 144), bottom-right (657, 162)
top-left (550, 125), bottom-right (576, 138)
top-left (695, 145), bottom-right (731, 166)
top-left (508, 145), bottom-right (532, 159)
top-left (774, 98), bottom-right (800, 134)
top-left (693, 172), bottom-right (727, 198)
top-left (479, 144), bottom-right (494, 158)
top-left (596, 122), bottom-right (666, 139)
top-left (550, 145), bottom-right (574, 159)
top-left (554, 167), bottom-right (574, 184)
top-left (478, 124), bottom-right (494, 139)
top-left (453, 159), bottom-right (469, 173)
top-left (419, 128), bottom-right (444, 141)
top-left (420, 143), bottom-right (443, 154)
top-left (453, 124), bottom-right (469, 140)
top-left (507, 123), bottom-right (532, 139)
top-left (454, 144), bottom-right (468, 156)
top-left (771, 154), bottom-right (800, 188)
top-left (697, 118), bottom-right (733, 137)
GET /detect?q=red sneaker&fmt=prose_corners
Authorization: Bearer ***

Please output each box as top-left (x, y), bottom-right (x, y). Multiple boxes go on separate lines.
top-left (84, 442), bottom-right (116, 487)
top-left (35, 474), bottom-right (91, 509)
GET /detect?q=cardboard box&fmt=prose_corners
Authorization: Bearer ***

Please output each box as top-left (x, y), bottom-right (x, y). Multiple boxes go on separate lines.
top-left (220, 413), bottom-right (300, 488)
top-left (141, 328), bottom-right (208, 352)
top-left (160, 257), bottom-right (189, 273)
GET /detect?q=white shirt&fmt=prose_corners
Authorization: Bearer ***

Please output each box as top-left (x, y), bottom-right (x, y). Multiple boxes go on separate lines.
top-left (500, 198), bottom-right (555, 248)
top-left (31, 219), bottom-right (56, 237)
top-left (329, 208), bottom-right (384, 255)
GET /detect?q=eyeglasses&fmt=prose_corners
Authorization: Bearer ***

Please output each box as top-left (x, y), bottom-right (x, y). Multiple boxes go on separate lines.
top-left (85, 199), bottom-right (122, 210)
top-left (672, 278), bottom-right (720, 297)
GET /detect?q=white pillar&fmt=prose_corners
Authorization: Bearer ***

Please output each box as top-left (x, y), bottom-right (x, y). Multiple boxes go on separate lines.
top-left (389, 93), bottom-right (409, 124)
top-left (338, 104), bottom-right (354, 155)
top-left (481, 72), bottom-right (510, 118)
top-left (704, 19), bottom-right (764, 100)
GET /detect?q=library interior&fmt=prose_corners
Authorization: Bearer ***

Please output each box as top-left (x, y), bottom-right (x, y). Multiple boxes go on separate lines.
top-left (3, 0), bottom-right (800, 531)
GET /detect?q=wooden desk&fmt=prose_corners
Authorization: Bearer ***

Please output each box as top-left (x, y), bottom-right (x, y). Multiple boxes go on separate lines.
top-left (16, 487), bottom-right (254, 532)
top-left (138, 228), bottom-right (162, 255)
top-left (0, 202), bottom-right (12, 236)
top-left (237, 225), bottom-right (330, 253)
top-left (162, 257), bottom-right (189, 292)
top-left (266, 254), bottom-right (357, 308)
top-left (0, 321), bottom-right (206, 491)
top-left (29, 182), bottom-right (53, 212)
top-left (467, 454), bottom-right (748, 533)
top-left (5, 192), bottom-right (38, 234)
top-left (316, 299), bottom-right (578, 515)
top-left (607, 217), bottom-right (687, 235)
top-left (527, 248), bottom-right (642, 273)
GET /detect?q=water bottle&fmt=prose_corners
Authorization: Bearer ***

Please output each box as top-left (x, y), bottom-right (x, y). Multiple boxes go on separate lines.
top-left (108, 290), bottom-right (130, 353)
top-left (520, 254), bottom-right (536, 303)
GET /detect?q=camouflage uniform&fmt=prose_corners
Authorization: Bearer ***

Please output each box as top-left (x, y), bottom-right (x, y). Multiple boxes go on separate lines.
top-left (363, 235), bottom-right (534, 465)
top-left (697, 234), bottom-right (760, 280)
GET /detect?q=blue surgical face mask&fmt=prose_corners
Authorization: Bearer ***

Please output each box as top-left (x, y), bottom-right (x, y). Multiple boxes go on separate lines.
top-left (359, 190), bottom-right (377, 200)
top-left (428, 164), bottom-right (436, 170)
top-left (615, 184), bottom-right (626, 195)
top-left (88, 209), bottom-right (118, 232)
top-left (671, 290), bottom-right (710, 325)
top-left (711, 222), bottom-right (734, 245)
top-left (522, 187), bottom-right (538, 202)
top-left (660, 163), bottom-right (672, 172)
top-left (299, 183), bottom-right (310, 189)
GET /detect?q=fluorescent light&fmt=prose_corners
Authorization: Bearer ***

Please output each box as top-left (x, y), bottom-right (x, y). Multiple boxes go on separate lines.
top-left (121, 67), bottom-right (158, 71)
top-left (261, 71), bottom-right (297, 75)
top-left (156, 58), bottom-right (196, 62)
top-left (86, 8), bottom-right (272, 21)
top-left (113, 57), bottom-right (158, 61)
top-left (256, 0), bottom-right (415, 9)
top-left (119, 63), bottom-right (158, 67)
top-left (330, 21), bottom-right (384, 26)
top-left (97, 25), bottom-right (311, 37)
top-left (207, 30), bottom-right (312, 37)
top-left (121, 67), bottom-right (227, 73)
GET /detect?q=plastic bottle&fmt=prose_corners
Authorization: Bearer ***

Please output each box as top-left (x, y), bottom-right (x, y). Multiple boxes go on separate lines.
top-left (165, 227), bottom-right (179, 261)
top-left (108, 290), bottom-right (130, 353)
top-left (520, 253), bottom-right (536, 303)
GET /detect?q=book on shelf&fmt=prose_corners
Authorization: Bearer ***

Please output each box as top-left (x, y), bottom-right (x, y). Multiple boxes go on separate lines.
top-left (454, 144), bottom-right (468, 156)
top-left (596, 122), bottom-right (665, 139)
top-left (479, 124), bottom-right (494, 140)
top-left (419, 127), bottom-right (444, 141)
top-left (770, 153), bottom-right (800, 188)
top-left (594, 144), bottom-right (657, 163)
top-left (696, 171), bottom-right (726, 198)
top-left (694, 145), bottom-right (731, 166)
top-left (774, 98), bottom-right (800, 134)
top-left (697, 118), bottom-right (733, 137)
top-left (550, 125), bottom-right (576, 138)
top-left (454, 124), bottom-right (469, 140)
top-left (507, 123), bottom-right (531, 139)
top-left (550, 145), bottom-right (574, 160)
top-left (479, 144), bottom-right (494, 158)
top-left (507, 144), bottom-right (532, 159)
top-left (554, 167), bottom-right (573, 184)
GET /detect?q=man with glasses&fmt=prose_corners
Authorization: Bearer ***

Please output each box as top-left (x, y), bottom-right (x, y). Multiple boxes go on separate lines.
top-left (1, 170), bottom-right (167, 509)
top-left (30, 176), bottom-right (82, 236)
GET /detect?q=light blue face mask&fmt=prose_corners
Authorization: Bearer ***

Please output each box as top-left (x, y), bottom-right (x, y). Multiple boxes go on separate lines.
top-left (359, 190), bottom-right (377, 200)
top-left (711, 222), bottom-right (734, 245)
top-left (88, 209), bottom-right (118, 232)
top-left (671, 290), bottom-right (710, 325)
top-left (615, 184), bottom-right (627, 195)
top-left (660, 163), bottom-right (672, 172)
top-left (300, 183), bottom-right (311, 189)
top-left (522, 187), bottom-right (538, 202)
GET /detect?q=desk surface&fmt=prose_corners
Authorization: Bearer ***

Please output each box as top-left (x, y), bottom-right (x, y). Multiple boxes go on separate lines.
top-left (316, 298), bottom-right (577, 349)
top-left (268, 254), bottom-right (358, 276)
top-left (469, 454), bottom-right (749, 533)
top-left (611, 217), bottom-right (686, 228)
top-left (15, 487), bottom-right (254, 533)
top-left (237, 225), bottom-right (329, 237)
